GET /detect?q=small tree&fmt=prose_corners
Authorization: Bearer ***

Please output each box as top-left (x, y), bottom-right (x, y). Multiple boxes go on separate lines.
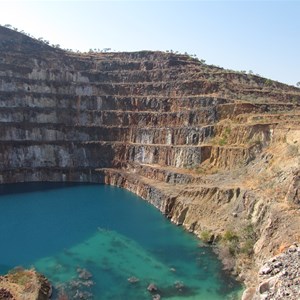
top-left (296, 82), bottom-right (300, 87)
top-left (265, 79), bottom-right (273, 86)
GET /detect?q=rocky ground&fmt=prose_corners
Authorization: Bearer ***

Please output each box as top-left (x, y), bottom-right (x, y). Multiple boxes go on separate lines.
top-left (243, 243), bottom-right (300, 300)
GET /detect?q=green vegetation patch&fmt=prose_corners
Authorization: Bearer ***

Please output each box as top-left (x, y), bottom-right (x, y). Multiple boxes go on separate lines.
top-left (8, 268), bottom-right (33, 286)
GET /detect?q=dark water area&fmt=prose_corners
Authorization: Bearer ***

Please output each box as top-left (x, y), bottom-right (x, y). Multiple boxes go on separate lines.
top-left (0, 182), bottom-right (243, 299)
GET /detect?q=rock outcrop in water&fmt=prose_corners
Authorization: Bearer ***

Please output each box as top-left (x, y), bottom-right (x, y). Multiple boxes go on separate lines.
top-left (0, 25), bottom-right (300, 299)
top-left (0, 268), bottom-right (51, 300)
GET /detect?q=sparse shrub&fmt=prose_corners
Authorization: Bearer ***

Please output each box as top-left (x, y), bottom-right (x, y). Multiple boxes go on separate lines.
top-left (264, 79), bottom-right (273, 86)
top-left (216, 125), bottom-right (231, 146)
top-left (240, 240), bottom-right (255, 256)
top-left (224, 127), bottom-right (231, 135)
top-left (222, 225), bottom-right (256, 257)
top-left (195, 167), bottom-right (205, 174)
top-left (239, 224), bottom-right (256, 256)
top-left (221, 224), bottom-right (257, 257)
top-left (223, 230), bottom-right (239, 242)
top-left (200, 230), bottom-right (212, 243)
top-left (242, 224), bottom-right (256, 238)
top-left (222, 230), bottom-right (239, 256)
top-left (228, 240), bottom-right (239, 256)
top-left (219, 137), bottom-right (227, 146)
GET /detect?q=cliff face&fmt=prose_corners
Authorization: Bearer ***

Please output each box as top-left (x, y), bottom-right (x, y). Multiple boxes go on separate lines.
top-left (1, 25), bottom-right (300, 298)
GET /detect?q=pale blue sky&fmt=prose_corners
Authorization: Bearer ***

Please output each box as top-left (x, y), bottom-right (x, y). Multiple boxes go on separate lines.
top-left (0, 0), bottom-right (299, 86)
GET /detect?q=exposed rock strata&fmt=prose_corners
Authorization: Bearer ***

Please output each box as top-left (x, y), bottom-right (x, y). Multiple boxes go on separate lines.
top-left (0, 25), bottom-right (300, 299)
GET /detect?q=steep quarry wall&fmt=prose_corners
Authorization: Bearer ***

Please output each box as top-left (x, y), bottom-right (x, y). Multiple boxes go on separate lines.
top-left (1, 26), bottom-right (300, 299)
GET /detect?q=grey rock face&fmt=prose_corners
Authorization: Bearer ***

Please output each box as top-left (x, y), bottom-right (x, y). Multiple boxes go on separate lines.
top-left (251, 244), bottom-right (300, 300)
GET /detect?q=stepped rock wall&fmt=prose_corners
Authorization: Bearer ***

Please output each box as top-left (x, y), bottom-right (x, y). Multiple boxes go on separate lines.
top-left (1, 26), bottom-right (300, 299)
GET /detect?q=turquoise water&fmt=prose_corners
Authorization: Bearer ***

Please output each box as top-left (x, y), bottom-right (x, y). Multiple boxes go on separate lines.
top-left (0, 183), bottom-right (242, 299)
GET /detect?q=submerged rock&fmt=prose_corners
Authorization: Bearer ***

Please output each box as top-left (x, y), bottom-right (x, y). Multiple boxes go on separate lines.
top-left (147, 283), bottom-right (158, 292)
top-left (127, 276), bottom-right (140, 283)
top-left (174, 280), bottom-right (184, 291)
top-left (77, 268), bottom-right (92, 280)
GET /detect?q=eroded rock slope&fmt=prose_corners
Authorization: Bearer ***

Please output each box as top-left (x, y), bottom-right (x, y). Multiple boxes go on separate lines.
top-left (1, 25), bottom-right (300, 298)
